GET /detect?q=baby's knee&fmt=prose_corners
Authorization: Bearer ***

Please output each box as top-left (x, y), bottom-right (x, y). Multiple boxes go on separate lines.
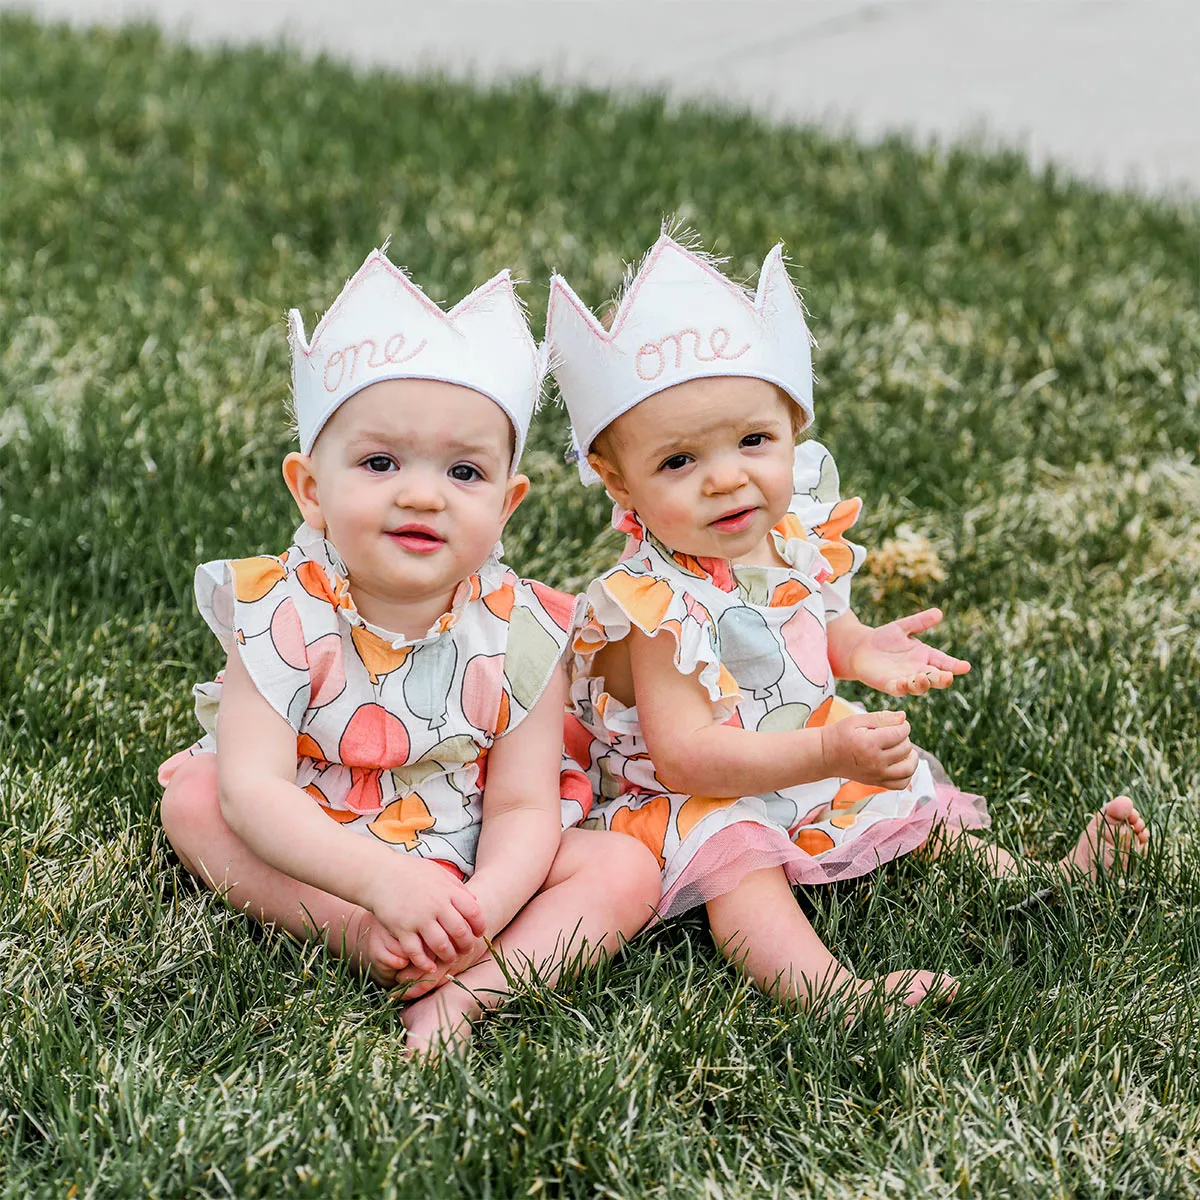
top-left (590, 831), bottom-right (663, 916)
top-left (160, 754), bottom-right (220, 871)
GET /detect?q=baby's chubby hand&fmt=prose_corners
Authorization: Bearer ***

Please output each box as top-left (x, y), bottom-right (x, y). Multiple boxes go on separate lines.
top-left (364, 858), bottom-right (487, 973)
top-left (819, 710), bottom-right (918, 790)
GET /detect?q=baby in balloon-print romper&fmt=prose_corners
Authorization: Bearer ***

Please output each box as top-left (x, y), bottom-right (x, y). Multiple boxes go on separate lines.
top-left (158, 248), bottom-right (660, 1056)
top-left (548, 230), bottom-right (1149, 1014)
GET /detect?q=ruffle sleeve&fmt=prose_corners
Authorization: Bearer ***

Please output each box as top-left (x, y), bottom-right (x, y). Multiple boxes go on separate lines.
top-left (478, 577), bottom-right (575, 739)
top-left (574, 562), bottom-right (741, 721)
top-left (192, 548), bottom-right (345, 733)
top-left (777, 440), bottom-right (868, 619)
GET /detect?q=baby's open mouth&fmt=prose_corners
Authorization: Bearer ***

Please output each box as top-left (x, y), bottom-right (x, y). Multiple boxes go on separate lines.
top-left (388, 525), bottom-right (445, 552)
top-left (710, 507), bottom-right (757, 532)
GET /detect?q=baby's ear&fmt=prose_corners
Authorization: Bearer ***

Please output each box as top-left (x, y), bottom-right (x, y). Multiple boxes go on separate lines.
top-left (587, 451), bottom-right (632, 509)
top-left (282, 452), bottom-right (325, 531)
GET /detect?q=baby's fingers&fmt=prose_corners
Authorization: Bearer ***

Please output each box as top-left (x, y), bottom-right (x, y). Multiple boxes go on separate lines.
top-left (438, 908), bottom-right (481, 955)
top-left (870, 720), bottom-right (912, 751)
top-left (881, 749), bottom-right (920, 788)
top-left (419, 921), bottom-right (458, 964)
top-left (398, 933), bottom-right (437, 973)
top-left (452, 889), bottom-right (487, 937)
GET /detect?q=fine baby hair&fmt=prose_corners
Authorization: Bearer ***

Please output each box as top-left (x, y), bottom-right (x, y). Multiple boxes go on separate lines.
top-left (544, 227), bottom-right (1148, 1017)
top-left (158, 246), bottom-right (660, 1056)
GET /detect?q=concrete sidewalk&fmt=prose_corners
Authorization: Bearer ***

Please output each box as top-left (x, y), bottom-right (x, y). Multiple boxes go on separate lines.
top-left (8, 0), bottom-right (1199, 195)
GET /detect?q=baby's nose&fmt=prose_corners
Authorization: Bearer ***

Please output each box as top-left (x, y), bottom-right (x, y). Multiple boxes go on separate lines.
top-left (704, 458), bottom-right (748, 494)
top-left (395, 471), bottom-right (446, 511)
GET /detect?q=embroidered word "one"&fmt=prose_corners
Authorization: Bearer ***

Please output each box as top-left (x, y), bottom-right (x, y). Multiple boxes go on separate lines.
top-left (323, 333), bottom-right (428, 392)
top-left (635, 327), bottom-right (752, 381)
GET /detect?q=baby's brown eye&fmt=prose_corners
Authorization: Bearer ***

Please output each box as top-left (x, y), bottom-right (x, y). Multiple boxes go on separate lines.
top-left (364, 455), bottom-right (395, 473)
top-left (660, 454), bottom-right (691, 472)
top-left (449, 463), bottom-right (482, 482)
top-left (741, 433), bottom-right (768, 448)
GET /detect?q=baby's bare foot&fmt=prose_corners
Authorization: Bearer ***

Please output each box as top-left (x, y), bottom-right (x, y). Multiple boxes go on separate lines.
top-left (832, 970), bottom-right (957, 1024)
top-left (875, 970), bottom-right (958, 1011)
top-left (1061, 796), bottom-right (1149, 881)
top-left (401, 982), bottom-right (479, 1060)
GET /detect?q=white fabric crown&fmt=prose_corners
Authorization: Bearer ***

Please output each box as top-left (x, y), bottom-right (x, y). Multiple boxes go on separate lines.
top-left (289, 248), bottom-right (543, 466)
top-left (545, 232), bottom-right (815, 484)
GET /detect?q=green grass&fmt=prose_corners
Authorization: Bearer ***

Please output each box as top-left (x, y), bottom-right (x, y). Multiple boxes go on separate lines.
top-left (3, 14), bottom-right (1199, 1197)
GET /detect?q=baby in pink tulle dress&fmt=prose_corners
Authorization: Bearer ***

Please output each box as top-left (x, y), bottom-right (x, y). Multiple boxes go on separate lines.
top-left (546, 230), bottom-right (1149, 1014)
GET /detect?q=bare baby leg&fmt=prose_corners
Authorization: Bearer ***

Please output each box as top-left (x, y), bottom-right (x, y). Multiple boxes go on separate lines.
top-left (401, 828), bottom-right (661, 1058)
top-left (926, 795), bottom-right (1150, 880)
top-left (706, 866), bottom-right (957, 1018)
top-left (160, 753), bottom-right (404, 982)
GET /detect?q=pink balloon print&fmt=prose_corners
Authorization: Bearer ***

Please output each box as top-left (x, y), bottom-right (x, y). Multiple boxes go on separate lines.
top-left (339, 703), bottom-right (410, 768)
top-left (462, 654), bottom-right (505, 732)
top-left (307, 633), bottom-right (346, 709)
top-left (781, 607), bottom-right (829, 688)
top-left (269, 598), bottom-right (306, 670)
top-left (529, 580), bottom-right (575, 632)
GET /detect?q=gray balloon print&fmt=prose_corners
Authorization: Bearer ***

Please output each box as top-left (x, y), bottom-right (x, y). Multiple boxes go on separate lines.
top-left (402, 637), bottom-right (459, 731)
top-left (717, 606), bottom-right (785, 700)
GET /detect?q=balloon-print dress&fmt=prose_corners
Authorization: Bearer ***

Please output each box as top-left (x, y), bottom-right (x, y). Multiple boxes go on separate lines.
top-left (159, 523), bottom-right (580, 879)
top-left (562, 441), bottom-right (989, 920)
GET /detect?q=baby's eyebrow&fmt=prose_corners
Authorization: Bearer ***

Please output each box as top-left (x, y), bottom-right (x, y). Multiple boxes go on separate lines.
top-left (347, 431), bottom-right (502, 462)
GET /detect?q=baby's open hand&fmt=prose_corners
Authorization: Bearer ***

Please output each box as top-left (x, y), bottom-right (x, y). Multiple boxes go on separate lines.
top-left (848, 608), bottom-right (971, 697)
top-left (820, 709), bottom-right (918, 789)
top-left (366, 859), bottom-right (487, 973)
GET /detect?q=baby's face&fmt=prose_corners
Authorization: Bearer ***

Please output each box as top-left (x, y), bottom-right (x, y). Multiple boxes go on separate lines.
top-left (589, 376), bottom-right (797, 563)
top-left (285, 379), bottom-right (526, 625)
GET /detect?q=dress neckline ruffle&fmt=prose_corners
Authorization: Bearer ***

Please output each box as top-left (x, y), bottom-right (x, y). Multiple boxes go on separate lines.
top-left (291, 523), bottom-right (508, 649)
top-left (611, 505), bottom-right (833, 594)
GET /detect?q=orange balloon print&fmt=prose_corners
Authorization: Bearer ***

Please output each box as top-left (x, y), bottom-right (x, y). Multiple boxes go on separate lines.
top-left (296, 559), bottom-right (350, 609)
top-left (813, 498), bottom-right (862, 540)
top-left (368, 793), bottom-right (435, 850)
top-left (716, 664), bottom-right (741, 700)
top-left (794, 828), bottom-right (836, 855)
top-left (603, 571), bottom-right (676, 633)
top-left (832, 780), bottom-right (887, 811)
top-left (305, 783), bottom-right (360, 824)
top-left (339, 703), bottom-right (410, 768)
top-left (830, 812), bottom-right (858, 830)
top-left (769, 580), bottom-right (812, 608)
top-left (677, 795), bottom-right (738, 843)
top-left (296, 732), bottom-right (328, 765)
top-left (483, 582), bottom-right (516, 622)
top-left (231, 557), bottom-right (286, 603)
top-left (773, 513), bottom-right (808, 542)
top-left (818, 541), bottom-right (854, 580)
top-left (351, 624), bottom-right (412, 684)
top-left (610, 795), bottom-right (671, 869)
top-left (806, 695), bottom-right (857, 728)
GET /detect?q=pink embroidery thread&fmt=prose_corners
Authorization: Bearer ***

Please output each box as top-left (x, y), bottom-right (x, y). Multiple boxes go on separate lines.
top-left (323, 333), bottom-right (428, 392)
top-left (635, 327), bottom-right (752, 381)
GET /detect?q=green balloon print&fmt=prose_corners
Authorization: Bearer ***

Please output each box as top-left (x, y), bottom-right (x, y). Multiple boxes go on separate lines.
top-left (756, 702), bottom-right (812, 733)
top-left (810, 452), bottom-right (840, 503)
top-left (504, 605), bottom-right (559, 711)
top-left (735, 568), bottom-right (770, 607)
top-left (402, 637), bottom-right (458, 731)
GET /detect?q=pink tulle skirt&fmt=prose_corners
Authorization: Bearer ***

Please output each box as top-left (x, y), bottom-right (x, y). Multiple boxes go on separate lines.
top-left (656, 784), bottom-right (989, 922)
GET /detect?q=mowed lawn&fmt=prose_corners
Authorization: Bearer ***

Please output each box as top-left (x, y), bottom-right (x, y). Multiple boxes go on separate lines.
top-left (3, 15), bottom-right (1199, 1198)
